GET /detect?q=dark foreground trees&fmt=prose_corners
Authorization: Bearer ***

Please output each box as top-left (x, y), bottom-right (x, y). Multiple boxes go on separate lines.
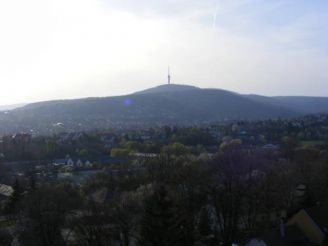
top-left (138, 185), bottom-right (185, 246)
top-left (2, 140), bottom-right (327, 246)
top-left (19, 183), bottom-right (82, 246)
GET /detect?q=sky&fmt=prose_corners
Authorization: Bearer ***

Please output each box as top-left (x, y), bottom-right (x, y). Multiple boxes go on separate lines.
top-left (0, 0), bottom-right (327, 105)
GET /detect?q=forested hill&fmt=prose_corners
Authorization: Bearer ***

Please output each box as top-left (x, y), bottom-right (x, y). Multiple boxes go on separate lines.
top-left (0, 84), bottom-right (327, 134)
top-left (245, 94), bottom-right (328, 114)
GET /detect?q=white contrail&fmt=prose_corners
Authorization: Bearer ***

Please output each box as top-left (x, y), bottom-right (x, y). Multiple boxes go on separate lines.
top-left (212, 0), bottom-right (219, 29)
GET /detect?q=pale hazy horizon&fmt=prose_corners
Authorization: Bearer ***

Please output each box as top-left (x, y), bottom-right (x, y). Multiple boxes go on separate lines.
top-left (0, 0), bottom-right (327, 105)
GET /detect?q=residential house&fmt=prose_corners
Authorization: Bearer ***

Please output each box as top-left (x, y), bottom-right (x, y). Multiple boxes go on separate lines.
top-left (286, 206), bottom-right (328, 245)
top-left (245, 205), bottom-right (328, 246)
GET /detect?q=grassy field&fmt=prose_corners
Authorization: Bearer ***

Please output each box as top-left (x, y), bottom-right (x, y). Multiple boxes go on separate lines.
top-left (300, 140), bottom-right (325, 147)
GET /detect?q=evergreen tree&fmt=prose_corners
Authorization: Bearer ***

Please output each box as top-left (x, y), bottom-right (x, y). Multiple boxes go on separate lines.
top-left (29, 175), bottom-right (36, 190)
top-left (198, 206), bottom-right (212, 238)
top-left (138, 185), bottom-right (184, 246)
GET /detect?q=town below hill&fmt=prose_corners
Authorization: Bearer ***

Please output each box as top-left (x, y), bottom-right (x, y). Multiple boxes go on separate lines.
top-left (0, 114), bottom-right (327, 245)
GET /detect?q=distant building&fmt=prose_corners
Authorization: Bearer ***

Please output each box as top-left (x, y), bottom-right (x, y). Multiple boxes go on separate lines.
top-left (67, 158), bottom-right (74, 167)
top-left (262, 144), bottom-right (279, 150)
top-left (132, 153), bottom-right (158, 158)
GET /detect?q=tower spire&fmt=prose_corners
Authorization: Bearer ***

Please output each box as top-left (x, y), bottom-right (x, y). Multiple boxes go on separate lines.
top-left (168, 66), bottom-right (171, 85)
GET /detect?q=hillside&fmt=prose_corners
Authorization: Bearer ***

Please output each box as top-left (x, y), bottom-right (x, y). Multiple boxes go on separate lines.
top-left (0, 84), bottom-right (327, 134)
top-left (0, 84), bottom-right (296, 134)
top-left (246, 95), bottom-right (328, 114)
top-left (274, 96), bottom-right (328, 114)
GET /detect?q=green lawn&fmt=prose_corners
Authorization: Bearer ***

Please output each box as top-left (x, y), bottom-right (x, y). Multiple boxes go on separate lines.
top-left (300, 140), bottom-right (325, 147)
top-left (0, 219), bottom-right (16, 228)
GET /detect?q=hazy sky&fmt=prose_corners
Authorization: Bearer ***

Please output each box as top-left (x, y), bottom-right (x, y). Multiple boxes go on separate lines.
top-left (0, 0), bottom-right (327, 104)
